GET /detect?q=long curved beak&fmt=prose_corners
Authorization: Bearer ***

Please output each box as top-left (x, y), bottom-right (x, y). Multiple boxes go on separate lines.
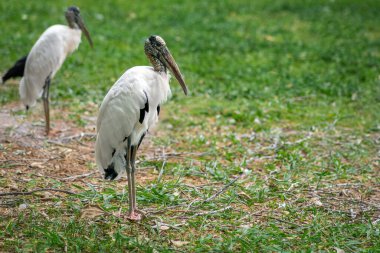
top-left (160, 47), bottom-right (188, 95)
top-left (77, 16), bottom-right (93, 48)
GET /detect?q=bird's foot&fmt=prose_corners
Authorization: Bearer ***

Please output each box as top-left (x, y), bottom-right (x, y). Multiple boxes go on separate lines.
top-left (45, 126), bottom-right (52, 136)
top-left (126, 208), bottom-right (146, 221)
top-left (46, 128), bottom-right (61, 137)
top-left (127, 211), bottom-right (142, 221)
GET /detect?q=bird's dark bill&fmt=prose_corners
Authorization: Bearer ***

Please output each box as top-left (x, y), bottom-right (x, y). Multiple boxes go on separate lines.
top-left (162, 48), bottom-right (188, 95)
top-left (77, 18), bottom-right (93, 48)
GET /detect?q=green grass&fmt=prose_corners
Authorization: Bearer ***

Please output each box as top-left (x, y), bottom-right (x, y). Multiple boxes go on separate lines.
top-left (1, 0), bottom-right (380, 252)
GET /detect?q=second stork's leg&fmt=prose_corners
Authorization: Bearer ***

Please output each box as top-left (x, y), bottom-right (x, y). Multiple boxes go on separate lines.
top-left (42, 75), bottom-right (51, 135)
top-left (130, 145), bottom-right (139, 213)
top-left (125, 137), bottom-right (141, 221)
top-left (131, 132), bottom-right (146, 216)
top-left (125, 137), bottom-right (133, 215)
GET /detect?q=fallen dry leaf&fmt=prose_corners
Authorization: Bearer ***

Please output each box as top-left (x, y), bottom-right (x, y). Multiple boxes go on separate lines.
top-left (30, 162), bottom-right (45, 169)
top-left (80, 205), bottom-right (105, 219)
top-left (238, 191), bottom-right (252, 200)
top-left (159, 225), bottom-right (170, 231)
top-left (171, 240), bottom-right (189, 247)
top-left (311, 197), bottom-right (323, 207)
top-left (335, 247), bottom-right (345, 253)
top-left (151, 224), bottom-right (170, 231)
top-left (18, 203), bottom-right (28, 210)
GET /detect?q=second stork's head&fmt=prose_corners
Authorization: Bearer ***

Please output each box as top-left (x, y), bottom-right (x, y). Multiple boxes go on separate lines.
top-left (65, 6), bottom-right (93, 48)
top-left (144, 35), bottom-right (188, 95)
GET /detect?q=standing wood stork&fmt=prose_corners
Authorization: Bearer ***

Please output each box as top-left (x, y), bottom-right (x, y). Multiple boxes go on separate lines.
top-left (95, 35), bottom-right (188, 221)
top-left (19, 6), bottom-right (93, 135)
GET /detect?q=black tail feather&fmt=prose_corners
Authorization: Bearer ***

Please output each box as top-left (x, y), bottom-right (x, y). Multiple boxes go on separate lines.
top-left (2, 55), bottom-right (28, 84)
top-left (104, 162), bottom-right (118, 180)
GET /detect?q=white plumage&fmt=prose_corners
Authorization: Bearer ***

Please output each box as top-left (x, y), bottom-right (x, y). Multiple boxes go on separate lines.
top-left (95, 35), bottom-right (188, 221)
top-left (19, 6), bottom-right (92, 135)
top-left (20, 25), bottom-right (82, 107)
top-left (95, 66), bottom-right (171, 178)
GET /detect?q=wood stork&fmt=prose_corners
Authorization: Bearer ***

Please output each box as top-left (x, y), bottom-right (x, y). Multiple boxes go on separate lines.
top-left (1, 55), bottom-right (28, 84)
top-left (19, 6), bottom-right (93, 135)
top-left (95, 35), bottom-right (188, 221)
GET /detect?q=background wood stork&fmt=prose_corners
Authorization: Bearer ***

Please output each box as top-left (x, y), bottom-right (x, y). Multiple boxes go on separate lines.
top-left (95, 35), bottom-right (188, 221)
top-left (19, 6), bottom-right (93, 135)
top-left (1, 55), bottom-right (28, 84)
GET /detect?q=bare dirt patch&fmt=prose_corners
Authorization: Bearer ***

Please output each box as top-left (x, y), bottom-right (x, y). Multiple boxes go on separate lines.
top-left (0, 102), bottom-right (209, 193)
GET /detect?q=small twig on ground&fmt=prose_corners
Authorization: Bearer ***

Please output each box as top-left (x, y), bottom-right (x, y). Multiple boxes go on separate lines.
top-left (152, 151), bottom-right (210, 160)
top-left (47, 140), bottom-right (93, 152)
top-left (283, 132), bottom-right (312, 146)
top-left (182, 184), bottom-right (201, 194)
top-left (203, 173), bottom-right (245, 203)
top-left (189, 206), bottom-right (232, 218)
top-left (308, 183), bottom-right (364, 192)
top-left (267, 216), bottom-right (303, 227)
top-left (156, 147), bottom-right (167, 183)
top-left (144, 204), bottom-right (189, 215)
top-left (157, 161), bottom-right (166, 183)
top-left (0, 158), bottom-right (51, 162)
top-left (59, 172), bottom-right (96, 181)
top-left (238, 210), bottom-right (266, 221)
top-left (137, 166), bottom-right (156, 171)
top-left (186, 174), bottom-right (244, 209)
top-left (240, 210), bottom-right (304, 227)
top-left (0, 163), bottom-right (27, 168)
top-left (46, 140), bottom-right (79, 149)
top-left (0, 188), bottom-right (76, 197)
top-left (182, 183), bottom-right (222, 190)
top-left (61, 133), bottom-right (96, 142)
top-left (152, 221), bottom-right (186, 230)
top-left (253, 155), bottom-right (277, 161)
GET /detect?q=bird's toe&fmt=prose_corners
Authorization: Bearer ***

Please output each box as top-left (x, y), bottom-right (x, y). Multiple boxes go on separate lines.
top-left (127, 211), bottom-right (142, 221)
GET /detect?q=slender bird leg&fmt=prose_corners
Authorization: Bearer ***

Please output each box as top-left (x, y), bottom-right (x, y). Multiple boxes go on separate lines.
top-left (130, 145), bottom-right (145, 217)
top-left (125, 138), bottom-right (141, 221)
top-left (125, 138), bottom-right (133, 215)
top-left (42, 75), bottom-right (51, 135)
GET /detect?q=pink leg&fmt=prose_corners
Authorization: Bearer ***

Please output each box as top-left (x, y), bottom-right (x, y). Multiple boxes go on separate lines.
top-left (125, 142), bottom-right (142, 221)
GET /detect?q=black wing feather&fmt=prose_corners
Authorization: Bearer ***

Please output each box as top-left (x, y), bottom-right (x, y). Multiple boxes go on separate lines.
top-left (139, 91), bottom-right (149, 124)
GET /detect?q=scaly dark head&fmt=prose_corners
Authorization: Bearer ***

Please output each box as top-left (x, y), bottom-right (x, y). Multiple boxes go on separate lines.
top-left (65, 6), bottom-right (93, 48)
top-left (144, 35), bottom-right (188, 95)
